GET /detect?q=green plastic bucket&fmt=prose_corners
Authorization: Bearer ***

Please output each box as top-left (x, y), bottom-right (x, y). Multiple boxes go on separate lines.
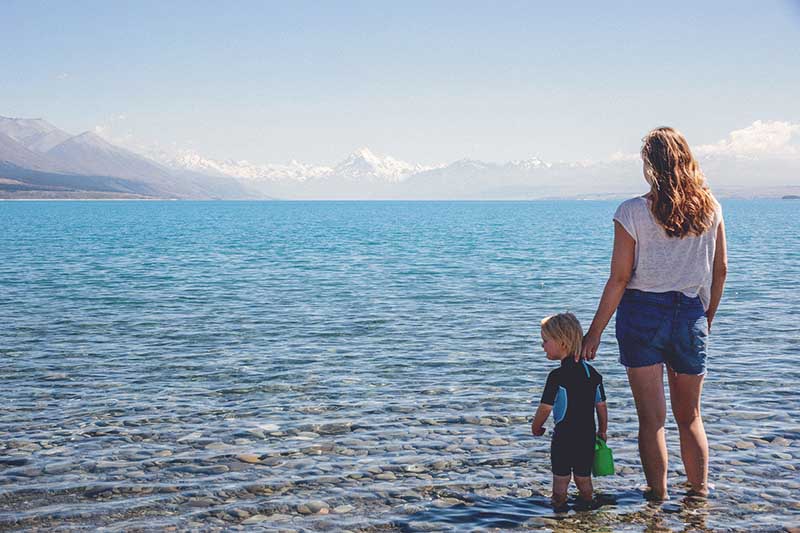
top-left (592, 437), bottom-right (615, 476)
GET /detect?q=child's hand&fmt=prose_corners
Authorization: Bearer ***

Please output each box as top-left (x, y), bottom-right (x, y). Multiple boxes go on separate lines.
top-left (532, 425), bottom-right (546, 436)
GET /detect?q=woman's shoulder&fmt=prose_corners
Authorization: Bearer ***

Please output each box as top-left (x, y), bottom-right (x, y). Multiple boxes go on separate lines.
top-left (711, 194), bottom-right (723, 214)
top-left (615, 195), bottom-right (648, 216)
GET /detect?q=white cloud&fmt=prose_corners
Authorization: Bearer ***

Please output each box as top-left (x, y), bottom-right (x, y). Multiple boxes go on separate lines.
top-left (696, 120), bottom-right (800, 158)
top-left (92, 113), bottom-right (140, 148)
top-left (609, 150), bottom-right (639, 162)
top-left (56, 72), bottom-right (69, 80)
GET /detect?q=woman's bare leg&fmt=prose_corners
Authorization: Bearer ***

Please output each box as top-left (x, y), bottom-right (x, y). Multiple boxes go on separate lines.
top-left (667, 368), bottom-right (708, 495)
top-left (627, 364), bottom-right (669, 499)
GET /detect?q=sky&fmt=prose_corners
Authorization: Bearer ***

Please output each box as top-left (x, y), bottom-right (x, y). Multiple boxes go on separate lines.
top-left (1, 0), bottom-right (799, 166)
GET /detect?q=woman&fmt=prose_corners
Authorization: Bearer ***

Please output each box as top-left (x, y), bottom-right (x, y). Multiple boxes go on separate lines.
top-left (580, 127), bottom-right (728, 500)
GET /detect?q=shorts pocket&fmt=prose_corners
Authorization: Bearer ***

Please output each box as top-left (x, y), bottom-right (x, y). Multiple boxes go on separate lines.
top-left (689, 316), bottom-right (709, 352)
top-left (670, 316), bottom-right (708, 375)
top-left (615, 301), bottom-right (664, 348)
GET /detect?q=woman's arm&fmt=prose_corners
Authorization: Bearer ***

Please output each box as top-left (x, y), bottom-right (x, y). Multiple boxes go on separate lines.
top-left (705, 220), bottom-right (728, 332)
top-left (579, 221), bottom-right (636, 361)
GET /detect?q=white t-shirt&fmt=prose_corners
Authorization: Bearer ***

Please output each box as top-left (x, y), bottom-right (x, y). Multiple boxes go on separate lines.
top-left (613, 195), bottom-right (723, 311)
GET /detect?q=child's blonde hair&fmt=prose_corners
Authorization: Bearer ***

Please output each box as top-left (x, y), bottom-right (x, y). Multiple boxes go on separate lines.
top-left (541, 312), bottom-right (583, 357)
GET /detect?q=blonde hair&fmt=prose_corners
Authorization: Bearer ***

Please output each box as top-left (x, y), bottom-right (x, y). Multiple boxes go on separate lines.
top-left (641, 127), bottom-right (717, 238)
top-left (541, 312), bottom-right (583, 358)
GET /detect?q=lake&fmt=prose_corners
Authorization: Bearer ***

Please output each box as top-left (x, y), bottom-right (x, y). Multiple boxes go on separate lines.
top-left (0, 200), bottom-right (798, 531)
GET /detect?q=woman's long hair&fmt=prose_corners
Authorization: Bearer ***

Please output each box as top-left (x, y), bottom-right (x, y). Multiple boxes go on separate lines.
top-left (641, 127), bottom-right (716, 238)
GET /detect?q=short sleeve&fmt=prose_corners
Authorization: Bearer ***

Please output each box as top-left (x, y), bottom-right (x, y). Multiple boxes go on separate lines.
top-left (540, 371), bottom-right (559, 405)
top-left (595, 380), bottom-right (606, 404)
top-left (613, 199), bottom-right (638, 241)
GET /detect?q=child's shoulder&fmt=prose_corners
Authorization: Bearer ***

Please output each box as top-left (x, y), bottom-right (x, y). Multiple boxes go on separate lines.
top-left (544, 365), bottom-right (564, 382)
top-left (585, 362), bottom-right (603, 379)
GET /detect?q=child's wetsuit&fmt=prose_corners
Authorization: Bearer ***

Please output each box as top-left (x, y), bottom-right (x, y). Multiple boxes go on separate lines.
top-left (540, 358), bottom-right (605, 477)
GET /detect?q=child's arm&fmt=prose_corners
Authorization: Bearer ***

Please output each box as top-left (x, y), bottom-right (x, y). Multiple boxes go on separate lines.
top-left (595, 378), bottom-right (608, 441)
top-left (531, 403), bottom-right (552, 436)
top-left (596, 401), bottom-right (608, 441)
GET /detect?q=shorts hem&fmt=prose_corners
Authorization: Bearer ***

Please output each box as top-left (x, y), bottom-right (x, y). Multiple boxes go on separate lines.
top-left (619, 356), bottom-right (665, 369)
top-left (666, 362), bottom-right (708, 376)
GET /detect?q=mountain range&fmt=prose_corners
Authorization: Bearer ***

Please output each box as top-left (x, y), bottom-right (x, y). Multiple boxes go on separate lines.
top-left (1, 115), bottom-right (797, 199)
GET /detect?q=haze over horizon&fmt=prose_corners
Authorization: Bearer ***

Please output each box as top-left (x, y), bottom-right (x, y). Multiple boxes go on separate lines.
top-left (2, 0), bottom-right (799, 169)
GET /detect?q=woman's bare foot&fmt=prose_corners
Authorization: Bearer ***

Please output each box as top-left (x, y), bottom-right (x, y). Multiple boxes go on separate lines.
top-left (686, 486), bottom-right (709, 498)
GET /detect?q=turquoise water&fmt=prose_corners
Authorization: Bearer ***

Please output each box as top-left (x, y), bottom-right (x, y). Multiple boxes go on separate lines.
top-left (0, 200), bottom-right (798, 531)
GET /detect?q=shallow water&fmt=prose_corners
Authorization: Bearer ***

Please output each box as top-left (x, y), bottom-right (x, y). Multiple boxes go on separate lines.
top-left (0, 200), bottom-right (798, 532)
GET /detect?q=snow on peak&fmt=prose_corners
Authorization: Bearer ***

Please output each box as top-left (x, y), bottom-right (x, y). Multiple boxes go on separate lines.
top-left (161, 149), bottom-right (332, 181)
top-left (160, 146), bottom-right (437, 182)
top-left (333, 147), bottom-right (437, 181)
top-left (507, 157), bottom-right (551, 170)
top-left (451, 158), bottom-right (494, 169)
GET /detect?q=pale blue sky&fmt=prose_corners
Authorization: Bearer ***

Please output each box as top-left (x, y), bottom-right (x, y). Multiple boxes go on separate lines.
top-left (1, 0), bottom-right (799, 165)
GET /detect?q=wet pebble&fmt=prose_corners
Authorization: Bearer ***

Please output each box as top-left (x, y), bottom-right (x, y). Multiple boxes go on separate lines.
top-left (297, 500), bottom-right (329, 514)
top-left (710, 443), bottom-right (733, 452)
top-left (0, 456), bottom-right (29, 467)
top-left (432, 497), bottom-right (463, 508)
top-left (477, 487), bottom-right (509, 498)
top-left (241, 514), bottom-right (268, 524)
top-left (333, 504), bottom-right (354, 513)
top-left (186, 497), bottom-right (216, 508)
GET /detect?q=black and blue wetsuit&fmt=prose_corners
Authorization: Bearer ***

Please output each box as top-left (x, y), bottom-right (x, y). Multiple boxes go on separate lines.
top-left (540, 358), bottom-right (606, 477)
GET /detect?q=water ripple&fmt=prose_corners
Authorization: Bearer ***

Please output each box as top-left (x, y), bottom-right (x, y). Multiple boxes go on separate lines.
top-left (0, 200), bottom-right (798, 531)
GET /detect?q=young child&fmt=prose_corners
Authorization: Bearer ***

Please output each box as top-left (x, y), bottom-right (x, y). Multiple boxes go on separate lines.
top-left (531, 312), bottom-right (608, 508)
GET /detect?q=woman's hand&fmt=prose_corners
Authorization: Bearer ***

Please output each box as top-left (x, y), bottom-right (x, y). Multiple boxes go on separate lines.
top-left (531, 424), bottom-right (545, 437)
top-left (597, 431), bottom-right (607, 442)
top-left (579, 330), bottom-right (602, 361)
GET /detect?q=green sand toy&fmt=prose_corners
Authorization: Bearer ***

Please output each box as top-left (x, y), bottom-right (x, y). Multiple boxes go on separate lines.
top-left (593, 437), bottom-right (615, 476)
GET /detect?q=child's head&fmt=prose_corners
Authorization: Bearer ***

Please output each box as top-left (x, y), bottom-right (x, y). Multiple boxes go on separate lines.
top-left (540, 312), bottom-right (583, 360)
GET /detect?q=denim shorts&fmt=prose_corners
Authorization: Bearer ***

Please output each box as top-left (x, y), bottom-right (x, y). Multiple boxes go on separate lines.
top-left (615, 289), bottom-right (708, 375)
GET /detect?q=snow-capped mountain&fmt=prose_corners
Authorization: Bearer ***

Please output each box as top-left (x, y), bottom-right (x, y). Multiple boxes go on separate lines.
top-left (3, 113), bottom-right (798, 200)
top-left (331, 147), bottom-right (437, 182)
top-left (506, 157), bottom-right (551, 170)
top-left (161, 146), bottom-right (441, 183)
top-left (162, 150), bottom-right (332, 181)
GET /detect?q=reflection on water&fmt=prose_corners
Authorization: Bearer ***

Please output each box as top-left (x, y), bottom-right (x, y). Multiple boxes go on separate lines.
top-left (400, 489), bottom-right (720, 532)
top-left (0, 200), bottom-right (798, 531)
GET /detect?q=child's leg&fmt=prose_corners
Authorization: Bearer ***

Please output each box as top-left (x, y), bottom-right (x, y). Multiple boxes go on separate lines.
top-left (552, 475), bottom-right (570, 507)
top-left (574, 475), bottom-right (593, 502)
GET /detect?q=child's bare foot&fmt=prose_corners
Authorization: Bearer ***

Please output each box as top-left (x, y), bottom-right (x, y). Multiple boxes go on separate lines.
top-left (551, 494), bottom-right (568, 511)
top-left (574, 497), bottom-right (595, 511)
top-left (643, 487), bottom-right (670, 501)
